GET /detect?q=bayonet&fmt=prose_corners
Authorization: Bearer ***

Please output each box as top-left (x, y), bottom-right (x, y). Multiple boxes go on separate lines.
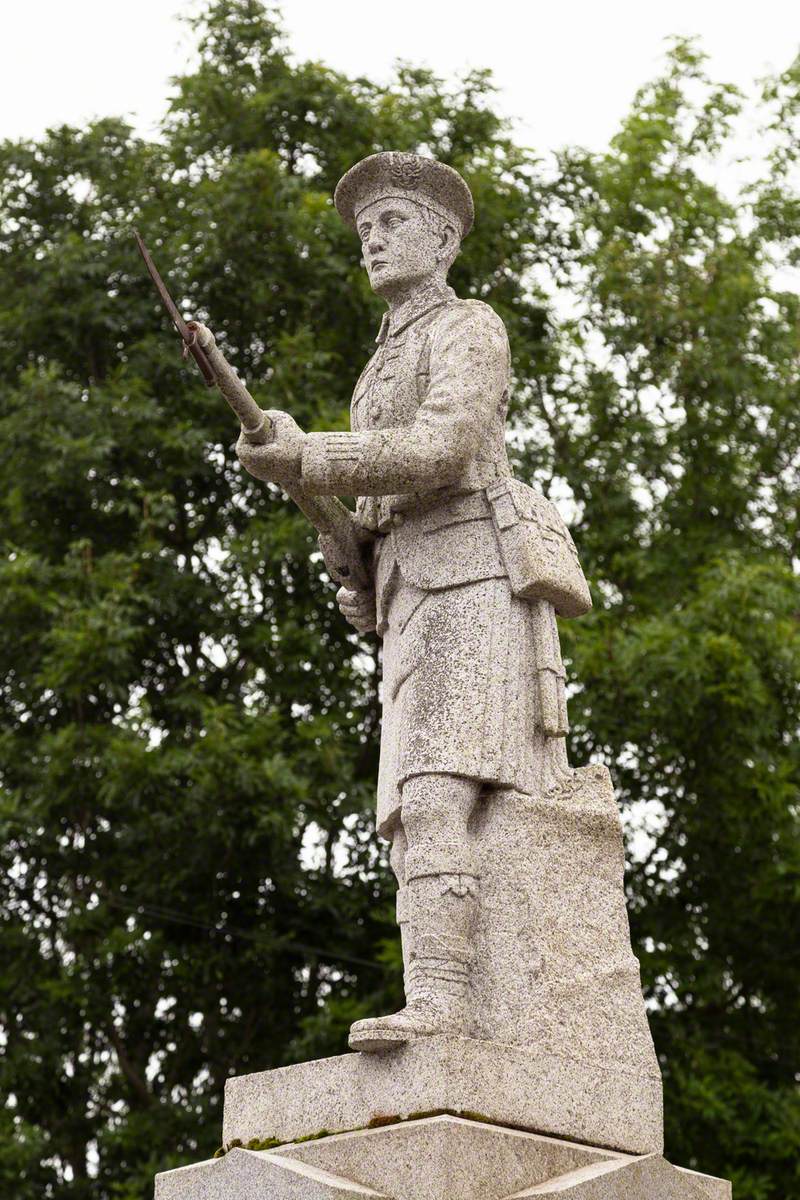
top-left (134, 230), bottom-right (217, 388)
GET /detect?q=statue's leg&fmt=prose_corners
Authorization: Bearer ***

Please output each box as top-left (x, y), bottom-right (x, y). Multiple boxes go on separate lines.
top-left (389, 825), bottom-right (411, 985)
top-left (349, 773), bottom-right (481, 1053)
top-left (533, 598), bottom-right (572, 791)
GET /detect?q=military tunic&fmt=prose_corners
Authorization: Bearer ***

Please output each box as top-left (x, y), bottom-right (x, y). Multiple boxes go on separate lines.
top-left (301, 285), bottom-right (558, 837)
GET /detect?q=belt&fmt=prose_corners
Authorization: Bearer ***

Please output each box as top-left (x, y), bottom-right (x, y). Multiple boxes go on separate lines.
top-left (369, 462), bottom-right (511, 533)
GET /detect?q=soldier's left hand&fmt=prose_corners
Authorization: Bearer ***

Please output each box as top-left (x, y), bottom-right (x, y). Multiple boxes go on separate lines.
top-left (236, 409), bottom-right (305, 487)
top-left (336, 586), bottom-right (377, 634)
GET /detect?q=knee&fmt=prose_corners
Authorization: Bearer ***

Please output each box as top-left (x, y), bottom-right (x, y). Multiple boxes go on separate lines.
top-left (400, 774), bottom-right (480, 882)
top-left (389, 828), bottom-right (406, 883)
top-left (400, 775), bottom-right (452, 844)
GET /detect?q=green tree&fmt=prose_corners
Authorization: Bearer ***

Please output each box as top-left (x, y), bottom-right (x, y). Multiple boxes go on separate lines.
top-left (0, 5), bottom-right (549, 1197)
top-left (523, 39), bottom-right (800, 1196)
top-left (0, 6), bottom-right (797, 1197)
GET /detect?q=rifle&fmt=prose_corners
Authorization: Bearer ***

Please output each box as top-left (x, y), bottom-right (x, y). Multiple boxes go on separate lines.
top-left (134, 231), bottom-right (372, 592)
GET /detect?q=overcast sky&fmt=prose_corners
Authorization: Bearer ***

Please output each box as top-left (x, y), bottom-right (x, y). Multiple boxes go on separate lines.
top-left (3, 0), bottom-right (798, 156)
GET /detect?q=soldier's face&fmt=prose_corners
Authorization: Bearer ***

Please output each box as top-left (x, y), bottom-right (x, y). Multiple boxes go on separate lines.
top-left (357, 198), bottom-right (446, 297)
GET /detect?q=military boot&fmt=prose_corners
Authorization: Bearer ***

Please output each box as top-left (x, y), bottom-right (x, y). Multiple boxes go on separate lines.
top-left (348, 866), bottom-right (478, 1053)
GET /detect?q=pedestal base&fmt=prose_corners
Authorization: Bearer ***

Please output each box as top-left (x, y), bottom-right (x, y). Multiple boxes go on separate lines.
top-left (153, 761), bottom-right (733, 1198)
top-left (155, 1114), bottom-right (731, 1200)
top-left (222, 1036), bottom-right (662, 1157)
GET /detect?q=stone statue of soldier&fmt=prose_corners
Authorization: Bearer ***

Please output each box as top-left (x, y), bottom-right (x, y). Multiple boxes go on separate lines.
top-left (154, 151), bottom-right (731, 1200)
top-left (201, 152), bottom-right (591, 1054)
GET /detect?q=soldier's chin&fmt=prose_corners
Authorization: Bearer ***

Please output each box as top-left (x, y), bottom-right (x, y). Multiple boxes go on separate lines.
top-left (368, 267), bottom-right (396, 295)
top-left (369, 266), bottom-right (416, 297)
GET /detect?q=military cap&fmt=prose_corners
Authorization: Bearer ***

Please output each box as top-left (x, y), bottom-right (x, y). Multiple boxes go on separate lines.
top-left (334, 152), bottom-right (474, 238)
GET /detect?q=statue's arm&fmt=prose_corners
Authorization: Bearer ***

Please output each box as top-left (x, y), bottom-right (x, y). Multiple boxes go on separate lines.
top-left (300, 305), bottom-right (509, 497)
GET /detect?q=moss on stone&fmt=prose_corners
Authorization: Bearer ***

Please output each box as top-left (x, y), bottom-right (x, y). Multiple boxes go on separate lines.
top-left (214, 1106), bottom-right (517, 1158)
top-left (294, 1129), bottom-right (332, 1144)
top-left (366, 1114), bottom-right (402, 1129)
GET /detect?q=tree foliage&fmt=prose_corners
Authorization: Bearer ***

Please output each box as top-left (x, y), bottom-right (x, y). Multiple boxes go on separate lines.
top-left (0, 6), bottom-right (797, 1197)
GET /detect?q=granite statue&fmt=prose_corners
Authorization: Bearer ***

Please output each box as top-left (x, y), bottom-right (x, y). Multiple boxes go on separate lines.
top-left (153, 153), bottom-right (732, 1199)
top-left (192, 152), bottom-right (593, 1054)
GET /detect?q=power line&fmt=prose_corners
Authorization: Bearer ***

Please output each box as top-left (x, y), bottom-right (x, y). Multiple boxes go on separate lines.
top-left (103, 892), bottom-right (385, 972)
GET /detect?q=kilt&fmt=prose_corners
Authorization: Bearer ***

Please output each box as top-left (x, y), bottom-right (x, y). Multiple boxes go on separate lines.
top-left (375, 542), bottom-right (549, 837)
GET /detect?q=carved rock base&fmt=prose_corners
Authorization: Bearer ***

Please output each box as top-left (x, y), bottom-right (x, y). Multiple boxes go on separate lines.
top-left (222, 1035), bottom-right (662, 1157)
top-left (155, 1114), bottom-right (731, 1200)
top-left (468, 766), bottom-right (660, 1077)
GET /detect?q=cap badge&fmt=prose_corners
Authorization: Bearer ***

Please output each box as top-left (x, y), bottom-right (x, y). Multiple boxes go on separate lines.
top-left (391, 154), bottom-right (423, 190)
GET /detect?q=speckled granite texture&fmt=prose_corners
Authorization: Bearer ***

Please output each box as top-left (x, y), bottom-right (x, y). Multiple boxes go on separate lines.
top-left (153, 151), bottom-right (732, 1199)
top-left (155, 1115), bottom-right (732, 1200)
top-left (220, 768), bottom-right (663, 1159)
top-left (222, 1034), bottom-right (662, 1156)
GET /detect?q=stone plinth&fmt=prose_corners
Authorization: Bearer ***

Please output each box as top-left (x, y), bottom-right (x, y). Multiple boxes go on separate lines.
top-left (155, 1114), bottom-right (731, 1200)
top-left (152, 766), bottom-right (737, 1197)
top-left (223, 1034), bottom-right (662, 1157)
top-left (219, 764), bottom-right (663, 1159)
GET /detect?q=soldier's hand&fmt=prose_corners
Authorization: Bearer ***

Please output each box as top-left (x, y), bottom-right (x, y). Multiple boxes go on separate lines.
top-left (236, 410), bottom-right (305, 488)
top-left (336, 586), bottom-right (377, 634)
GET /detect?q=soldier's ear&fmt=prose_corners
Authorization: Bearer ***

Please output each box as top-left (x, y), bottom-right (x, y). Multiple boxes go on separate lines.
top-left (437, 224), bottom-right (459, 265)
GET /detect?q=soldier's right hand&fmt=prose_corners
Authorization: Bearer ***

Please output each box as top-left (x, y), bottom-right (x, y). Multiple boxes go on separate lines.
top-left (336, 587), bottom-right (377, 634)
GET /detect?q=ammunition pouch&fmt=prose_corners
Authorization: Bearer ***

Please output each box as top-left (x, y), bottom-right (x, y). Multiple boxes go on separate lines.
top-left (486, 479), bottom-right (591, 618)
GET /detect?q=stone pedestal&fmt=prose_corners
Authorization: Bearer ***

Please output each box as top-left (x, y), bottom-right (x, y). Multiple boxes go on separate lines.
top-left (154, 767), bottom-right (732, 1198)
top-left (156, 1114), bottom-right (731, 1200)
top-left (222, 1035), bottom-right (661, 1157)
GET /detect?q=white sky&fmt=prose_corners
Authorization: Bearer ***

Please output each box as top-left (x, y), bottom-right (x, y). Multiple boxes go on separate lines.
top-left (2, 0), bottom-right (798, 153)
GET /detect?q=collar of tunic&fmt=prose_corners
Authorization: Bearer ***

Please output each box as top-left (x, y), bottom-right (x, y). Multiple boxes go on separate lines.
top-left (375, 283), bottom-right (456, 344)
